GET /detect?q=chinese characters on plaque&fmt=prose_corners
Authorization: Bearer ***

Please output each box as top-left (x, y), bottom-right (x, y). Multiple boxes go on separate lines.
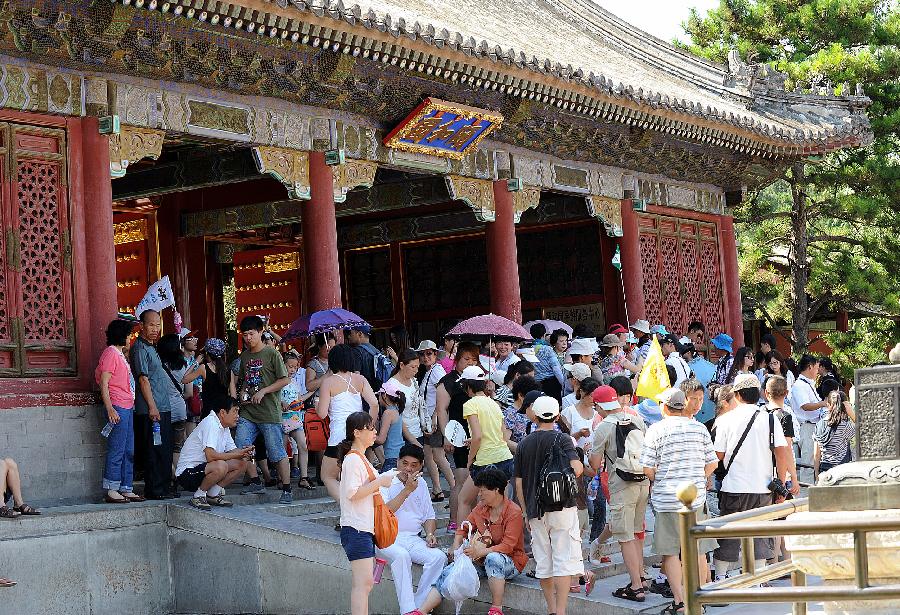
top-left (383, 98), bottom-right (503, 160)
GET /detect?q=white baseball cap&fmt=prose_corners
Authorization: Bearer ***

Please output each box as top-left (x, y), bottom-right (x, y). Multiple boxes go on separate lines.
top-left (532, 396), bottom-right (561, 420)
top-left (458, 365), bottom-right (488, 381)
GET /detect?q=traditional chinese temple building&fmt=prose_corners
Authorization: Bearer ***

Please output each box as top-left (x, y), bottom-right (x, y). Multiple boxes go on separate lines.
top-left (0, 0), bottom-right (870, 502)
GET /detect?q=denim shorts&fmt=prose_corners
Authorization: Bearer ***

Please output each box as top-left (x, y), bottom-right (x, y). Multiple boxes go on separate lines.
top-left (469, 458), bottom-right (514, 482)
top-left (382, 458), bottom-right (398, 472)
top-left (235, 417), bottom-right (288, 463)
top-left (434, 552), bottom-right (518, 598)
top-left (340, 526), bottom-right (375, 562)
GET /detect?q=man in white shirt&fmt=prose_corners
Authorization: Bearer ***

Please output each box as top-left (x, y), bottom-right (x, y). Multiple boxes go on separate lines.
top-left (789, 354), bottom-right (829, 484)
top-left (712, 374), bottom-right (799, 580)
top-left (661, 335), bottom-right (691, 387)
top-left (175, 401), bottom-right (253, 510)
top-left (376, 444), bottom-right (446, 615)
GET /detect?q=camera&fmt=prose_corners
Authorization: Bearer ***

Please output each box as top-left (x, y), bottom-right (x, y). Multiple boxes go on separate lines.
top-left (768, 478), bottom-right (793, 500)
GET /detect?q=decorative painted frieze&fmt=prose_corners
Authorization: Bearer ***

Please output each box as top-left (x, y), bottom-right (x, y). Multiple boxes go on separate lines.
top-left (252, 146), bottom-right (311, 200)
top-left (445, 175), bottom-right (496, 222)
top-left (332, 159), bottom-right (379, 203)
top-left (585, 196), bottom-right (623, 237)
top-left (108, 125), bottom-right (165, 179)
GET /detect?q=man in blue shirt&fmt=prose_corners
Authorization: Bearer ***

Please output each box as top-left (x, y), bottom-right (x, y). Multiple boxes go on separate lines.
top-left (130, 309), bottom-right (174, 499)
top-left (682, 340), bottom-right (716, 423)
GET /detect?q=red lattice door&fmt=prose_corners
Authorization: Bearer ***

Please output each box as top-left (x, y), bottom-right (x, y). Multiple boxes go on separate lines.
top-left (0, 124), bottom-right (75, 376)
top-left (638, 216), bottom-right (662, 327)
top-left (637, 213), bottom-right (726, 337)
top-left (0, 124), bottom-right (14, 374)
top-left (698, 226), bottom-right (725, 338)
top-left (233, 247), bottom-right (303, 345)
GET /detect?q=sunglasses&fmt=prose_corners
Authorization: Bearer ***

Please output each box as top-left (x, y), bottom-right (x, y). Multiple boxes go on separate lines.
top-left (421, 350), bottom-right (437, 356)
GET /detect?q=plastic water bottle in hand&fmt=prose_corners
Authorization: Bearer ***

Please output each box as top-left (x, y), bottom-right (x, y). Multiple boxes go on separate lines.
top-left (152, 421), bottom-right (162, 446)
top-left (100, 422), bottom-right (114, 438)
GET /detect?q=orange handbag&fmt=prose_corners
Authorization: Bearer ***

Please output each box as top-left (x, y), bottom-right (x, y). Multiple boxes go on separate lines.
top-left (349, 451), bottom-right (398, 548)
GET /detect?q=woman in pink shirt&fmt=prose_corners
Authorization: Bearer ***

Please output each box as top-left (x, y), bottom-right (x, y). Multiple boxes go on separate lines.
top-left (95, 319), bottom-right (143, 504)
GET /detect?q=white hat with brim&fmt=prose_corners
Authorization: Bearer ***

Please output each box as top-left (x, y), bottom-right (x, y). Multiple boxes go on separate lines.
top-left (733, 373), bottom-right (761, 392)
top-left (415, 340), bottom-right (438, 352)
top-left (630, 320), bottom-right (651, 335)
top-left (517, 348), bottom-right (541, 363)
top-left (567, 338), bottom-right (598, 357)
top-left (563, 362), bottom-right (592, 382)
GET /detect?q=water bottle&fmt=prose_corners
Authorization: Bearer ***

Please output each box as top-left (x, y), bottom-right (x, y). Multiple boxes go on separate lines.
top-left (100, 422), bottom-right (114, 438)
top-left (372, 558), bottom-right (387, 584)
top-left (152, 421), bottom-right (162, 446)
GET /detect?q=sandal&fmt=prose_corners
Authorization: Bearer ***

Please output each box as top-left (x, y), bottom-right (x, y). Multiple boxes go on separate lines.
top-left (121, 492), bottom-right (145, 502)
top-left (612, 584), bottom-right (646, 602)
top-left (0, 506), bottom-right (19, 519)
top-left (298, 478), bottom-right (314, 491)
top-left (104, 494), bottom-right (128, 504)
top-left (584, 570), bottom-right (595, 596)
top-left (431, 491), bottom-right (445, 502)
top-left (661, 601), bottom-right (685, 615)
top-left (0, 578), bottom-right (15, 587)
top-left (13, 504), bottom-right (40, 515)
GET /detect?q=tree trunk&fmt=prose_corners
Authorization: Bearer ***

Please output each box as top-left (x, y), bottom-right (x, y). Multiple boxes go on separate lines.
top-left (790, 163), bottom-right (811, 354)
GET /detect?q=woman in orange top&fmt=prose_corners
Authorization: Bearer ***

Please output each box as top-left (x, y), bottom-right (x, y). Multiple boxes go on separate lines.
top-left (420, 467), bottom-right (526, 615)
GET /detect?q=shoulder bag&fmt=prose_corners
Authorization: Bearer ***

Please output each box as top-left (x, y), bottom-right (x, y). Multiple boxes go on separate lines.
top-left (348, 450), bottom-right (398, 548)
top-left (721, 410), bottom-right (760, 480)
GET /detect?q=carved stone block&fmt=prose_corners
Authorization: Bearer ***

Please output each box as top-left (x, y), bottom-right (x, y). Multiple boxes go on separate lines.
top-left (855, 365), bottom-right (900, 460)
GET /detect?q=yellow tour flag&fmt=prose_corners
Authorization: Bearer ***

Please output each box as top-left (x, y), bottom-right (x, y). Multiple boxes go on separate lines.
top-left (636, 336), bottom-right (671, 399)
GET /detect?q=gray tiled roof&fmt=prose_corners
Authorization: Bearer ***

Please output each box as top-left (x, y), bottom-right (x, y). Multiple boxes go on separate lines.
top-left (282, 0), bottom-right (872, 154)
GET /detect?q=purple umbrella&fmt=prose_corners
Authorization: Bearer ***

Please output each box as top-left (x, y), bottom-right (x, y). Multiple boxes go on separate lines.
top-left (281, 308), bottom-right (370, 342)
top-left (445, 314), bottom-right (532, 343)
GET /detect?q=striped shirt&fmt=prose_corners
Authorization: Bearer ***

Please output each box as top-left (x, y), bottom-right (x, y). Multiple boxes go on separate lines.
top-left (640, 416), bottom-right (717, 512)
top-left (814, 419), bottom-right (855, 466)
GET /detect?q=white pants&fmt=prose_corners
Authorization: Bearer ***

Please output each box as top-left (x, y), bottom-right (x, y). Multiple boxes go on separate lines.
top-left (796, 422), bottom-right (816, 485)
top-left (377, 532), bottom-right (447, 613)
top-left (529, 507), bottom-right (585, 579)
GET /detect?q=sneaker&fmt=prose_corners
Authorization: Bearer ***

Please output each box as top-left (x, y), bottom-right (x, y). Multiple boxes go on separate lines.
top-left (279, 490), bottom-right (293, 505)
top-left (241, 482), bottom-right (266, 495)
top-left (206, 494), bottom-right (233, 507)
top-left (487, 607), bottom-right (503, 615)
top-left (403, 611), bottom-right (424, 615)
top-left (189, 496), bottom-right (211, 511)
top-left (290, 467), bottom-right (301, 479)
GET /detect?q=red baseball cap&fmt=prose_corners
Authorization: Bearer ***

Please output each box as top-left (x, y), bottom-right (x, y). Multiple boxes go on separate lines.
top-left (592, 385), bottom-right (620, 411)
top-left (608, 323), bottom-right (628, 335)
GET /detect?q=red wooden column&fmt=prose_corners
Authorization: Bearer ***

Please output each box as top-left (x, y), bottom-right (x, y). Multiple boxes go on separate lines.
top-left (301, 152), bottom-right (342, 311)
top-left (486, 181), bottom-right (522, 323)
top-left (719, 215), bottom-right (745, 347)
top-left (618, 199), bottom-right (646, 323)
top-left (79, 117), bottom-right (118, 367)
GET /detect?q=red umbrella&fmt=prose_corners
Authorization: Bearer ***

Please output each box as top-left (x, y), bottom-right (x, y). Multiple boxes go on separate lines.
top-left (445, 314), bottom-right (532, 343)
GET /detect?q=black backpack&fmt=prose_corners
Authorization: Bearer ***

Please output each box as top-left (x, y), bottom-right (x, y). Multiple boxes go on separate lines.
top-left (537, 433), bottom-right (578, 515)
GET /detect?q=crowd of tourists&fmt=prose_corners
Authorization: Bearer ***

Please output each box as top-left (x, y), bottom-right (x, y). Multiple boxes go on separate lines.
top-left (93, 311), bottom-right (859, 615)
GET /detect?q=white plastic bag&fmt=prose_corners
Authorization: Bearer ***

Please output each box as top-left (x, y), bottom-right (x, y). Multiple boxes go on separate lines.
top-left (442, 524), bottom-right (480, 614)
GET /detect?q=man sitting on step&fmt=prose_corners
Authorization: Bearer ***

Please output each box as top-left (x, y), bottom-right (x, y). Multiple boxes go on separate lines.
top-left (376, 444), bottom-right (446, 615)
top-left (175, 399), bottom-right (254, 511)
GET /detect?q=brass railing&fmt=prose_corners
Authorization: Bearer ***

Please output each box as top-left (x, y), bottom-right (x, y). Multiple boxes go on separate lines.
top-left (676, 482), bottom-right (900, 615)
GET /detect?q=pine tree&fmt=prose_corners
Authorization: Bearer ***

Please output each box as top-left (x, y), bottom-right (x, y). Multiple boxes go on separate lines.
top-left (683, 0), bottom-right (900, 355)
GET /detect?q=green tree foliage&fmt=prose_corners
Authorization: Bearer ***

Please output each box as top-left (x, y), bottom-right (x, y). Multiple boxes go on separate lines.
top-left (683, 0), bottom-right (900, 361)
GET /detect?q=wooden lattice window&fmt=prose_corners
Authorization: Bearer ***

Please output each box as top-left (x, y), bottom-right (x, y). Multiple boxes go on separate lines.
top-left (637, 213), bottom-right (725, 337)
top-left (0, 123), bottom-right (75, 377)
